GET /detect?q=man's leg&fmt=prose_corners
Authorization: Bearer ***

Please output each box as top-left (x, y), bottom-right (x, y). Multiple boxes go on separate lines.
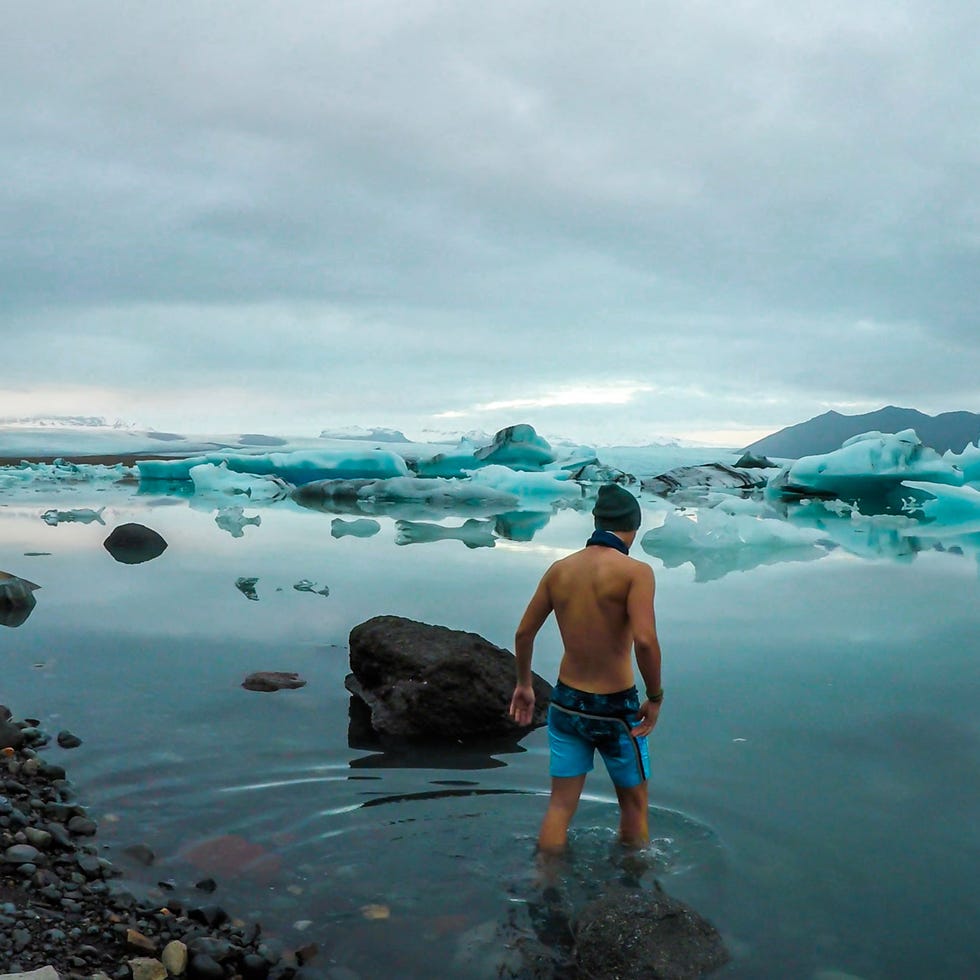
top-left (537, 774), bottom-right (587, 854)
top-left (614, 780), bottom-right (649, 848)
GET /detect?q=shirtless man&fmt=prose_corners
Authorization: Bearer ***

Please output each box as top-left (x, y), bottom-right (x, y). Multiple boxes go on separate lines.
top-left (509, 483), bottom-right (663, 854)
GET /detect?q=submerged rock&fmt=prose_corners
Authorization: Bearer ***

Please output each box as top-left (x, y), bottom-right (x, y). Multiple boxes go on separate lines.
top-left (574, 883), bottom-right (730, 979)
top-left (346, 615), bottom-right (550, 740)
top-left (103, 523), bottom-right (168, 564)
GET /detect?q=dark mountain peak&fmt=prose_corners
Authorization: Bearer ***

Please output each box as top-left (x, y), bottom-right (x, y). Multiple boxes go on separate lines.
top-left (744, 407), bottom-right (980, 458)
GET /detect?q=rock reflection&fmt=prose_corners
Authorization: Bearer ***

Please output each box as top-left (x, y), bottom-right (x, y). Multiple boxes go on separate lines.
top-left (347, 697), bottom-right (524, 770)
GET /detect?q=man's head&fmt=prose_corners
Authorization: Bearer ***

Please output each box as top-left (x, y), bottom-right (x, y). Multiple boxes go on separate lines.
top-left (592, 484), bottom-right (641, 533)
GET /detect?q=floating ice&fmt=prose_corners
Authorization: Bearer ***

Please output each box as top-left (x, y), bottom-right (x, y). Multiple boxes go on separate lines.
top-left (473, 424), bottom-right (556, 469)
top-left (768, 430), bottom-right (963, 504)
top-left (190, 462), bottom-right (290, 500)
top-left (0, 460), bottom-right (134, 489)
top-left (214, 506), bottom-right (262, 538)
top-left (41, 506), bottom-right (106, 526)
top-left (293, 579), bottom-right (330, 596)
top-left (466, 465), bottom-right (581, 505)
top-left (945, 441), bottom-right (980, 484)
top-left (640, 508), bottom-right (829, 581)
top-left (415, 424), bottom-right (560, 477)
top-left (138, 449), bottom-right (411, 485)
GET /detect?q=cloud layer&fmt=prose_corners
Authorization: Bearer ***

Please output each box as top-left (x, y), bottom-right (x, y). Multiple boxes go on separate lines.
top-left (3, 1), bottom-right (978, 443)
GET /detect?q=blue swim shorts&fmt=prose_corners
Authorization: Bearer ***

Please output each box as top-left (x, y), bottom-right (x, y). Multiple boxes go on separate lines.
top-left (547, 680), bottom-right (650, 788)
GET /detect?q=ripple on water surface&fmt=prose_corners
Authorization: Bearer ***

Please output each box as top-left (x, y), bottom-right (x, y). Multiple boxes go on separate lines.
top-left (87, 755), bottom-right (727, 979)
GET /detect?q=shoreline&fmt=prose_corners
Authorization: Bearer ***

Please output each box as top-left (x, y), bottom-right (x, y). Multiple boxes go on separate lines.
top-left (0, 706), bottom-right (314, 979)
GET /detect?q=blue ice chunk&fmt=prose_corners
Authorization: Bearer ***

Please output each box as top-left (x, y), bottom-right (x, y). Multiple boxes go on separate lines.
top-left (767, 430), bottom-right (964, 503)
top-left (137, 449), bottom-right (410, 485)
top-left (415, 450), bottom-right (485, 478)
top-left (472, 424), bottom-right (556, 470)
top-left (415, 424), bottom-right (557, 477)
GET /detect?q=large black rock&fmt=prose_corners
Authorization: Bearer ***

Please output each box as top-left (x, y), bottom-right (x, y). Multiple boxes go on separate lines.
top-left (346, 615), bottom-right (551, 740)
top-left (103, 523), bottom-right (168, 564)
top-left (574, 883), bottom-right (730, 979)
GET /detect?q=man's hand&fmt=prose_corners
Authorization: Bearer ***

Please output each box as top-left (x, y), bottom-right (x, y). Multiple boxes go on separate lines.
top-left (509, 684), bottom-right (536, 726)
top-left (630, 699), bottom-right (661, 737)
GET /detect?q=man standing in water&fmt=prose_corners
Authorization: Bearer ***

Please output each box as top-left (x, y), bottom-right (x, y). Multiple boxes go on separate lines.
top-left (509, 484), bottom-right (663, 854)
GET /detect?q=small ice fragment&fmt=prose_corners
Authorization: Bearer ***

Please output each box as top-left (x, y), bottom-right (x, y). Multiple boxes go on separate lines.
top-left (235, 577), bottom-right (259, 601)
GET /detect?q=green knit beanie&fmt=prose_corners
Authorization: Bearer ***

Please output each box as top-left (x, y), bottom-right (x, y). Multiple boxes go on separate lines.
top-left (592, 484), bottom-right (641, 531)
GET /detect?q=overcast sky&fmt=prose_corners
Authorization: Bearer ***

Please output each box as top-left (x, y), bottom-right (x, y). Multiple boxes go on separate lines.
top-left (3, 1), bottom-right (978, 445)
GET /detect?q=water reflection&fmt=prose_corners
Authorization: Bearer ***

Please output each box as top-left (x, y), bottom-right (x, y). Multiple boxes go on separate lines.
top-left (347, 697), bottom-right (523, 769)
top-left (394, 518), bottom-right (497, 549)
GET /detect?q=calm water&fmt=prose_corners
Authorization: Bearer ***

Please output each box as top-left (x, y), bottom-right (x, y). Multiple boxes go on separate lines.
top-left (2, 476), bottom-right (979, 978)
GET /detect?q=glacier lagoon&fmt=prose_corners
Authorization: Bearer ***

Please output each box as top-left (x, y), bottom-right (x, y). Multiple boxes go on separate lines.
top-left (1, 437), bottom-right (979, 979)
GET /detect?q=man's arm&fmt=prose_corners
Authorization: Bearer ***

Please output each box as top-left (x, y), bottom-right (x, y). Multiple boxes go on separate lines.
top-left (509, 571), bottom-right (554, 726)
top-left (626, 562), bottom-right (663, 736)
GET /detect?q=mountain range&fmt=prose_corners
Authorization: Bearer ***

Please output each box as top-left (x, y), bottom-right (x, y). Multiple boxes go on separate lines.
top-left (743, 407), bottom-right (980, 458)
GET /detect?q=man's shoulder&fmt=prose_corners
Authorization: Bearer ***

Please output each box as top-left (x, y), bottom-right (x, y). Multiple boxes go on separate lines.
top-left (626, 555), bottom-right (655, 579)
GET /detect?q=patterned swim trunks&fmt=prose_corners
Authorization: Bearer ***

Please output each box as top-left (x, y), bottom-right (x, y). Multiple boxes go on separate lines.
top-left (547, 680), bottom-right (650, 788)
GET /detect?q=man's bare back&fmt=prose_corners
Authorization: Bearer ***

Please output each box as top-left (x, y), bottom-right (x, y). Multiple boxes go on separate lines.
top-left (545, 545), bottom-right (658, 695)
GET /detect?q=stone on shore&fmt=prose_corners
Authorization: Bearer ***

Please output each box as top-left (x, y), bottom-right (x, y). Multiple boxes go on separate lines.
top-left (0, 968), bottom-right (61, 980)
top-left (346, 615), bottom-right (550, 740)
top-left (128, 958), bottom-right (167, 980)
top-left (574, 884), bottom-right (730, 979)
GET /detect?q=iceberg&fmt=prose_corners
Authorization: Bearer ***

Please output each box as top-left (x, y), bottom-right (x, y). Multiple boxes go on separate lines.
top-left (137, 449), bottom-right (410, 485)
top-left (945, 441), bottom-right (980, 484)
top-left (0, 460), bottom-right (134, 489)
top-left (767, 430), bottom-right (964, 505)
top-left (415, 424), bottom-right (560, 477)
top-left (472, 424), bottom-right (556, 469)
top-left (467, 465), bottom-right (581, 506)
top-left (189, 462), bottom-right (290, 500)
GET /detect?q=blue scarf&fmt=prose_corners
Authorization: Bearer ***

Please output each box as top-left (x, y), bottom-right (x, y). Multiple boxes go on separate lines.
top-left (586, 529), bottom-right (630, 555)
